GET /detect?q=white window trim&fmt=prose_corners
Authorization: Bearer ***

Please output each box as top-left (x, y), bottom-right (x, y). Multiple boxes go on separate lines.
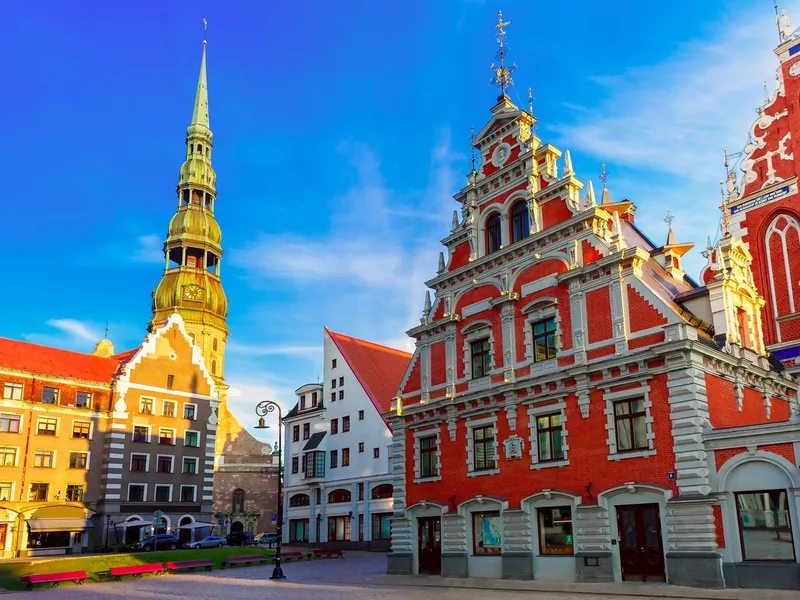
top-left (35, 416), bottom-right (59, 437)
top-left (129, 452), bottom-right (151, 473)
top-left (182, 402), bottom-right (198, 421)
top-left (179, 484), bottom-right (197, 503)
top-left (0, 445), bottom-right (20, 468)
top-left (603, 385), bottom-right (656, 461)
top-left (132, 423), bottom-right (151, 443)
top-left (2, 382), bottom-right (24, 400)
top-left (28, 482), bottom-right (50, 502)
top-left (184, 429), bottom-right (201, 448)
top-left (156, 454), bottom-right (175, 474)
top-left (161, 399), bottom-right (178, 418)
top-left (0, 412), bottom-right (23, 435)
top-left (153, 483), bottom-right (173, 503)
top-left (413, 427), bottom-right (442, 483)
top-left (69, 450), bottom-right (90, 470)
top-left (158, 427), bottom-right (177, 446)
top-left (40, 386), bottom-right (60, 404)
top-left (75, 391), bottom-right (93, 409)
top-left (139, 395), bottom-right (156, 415)
top-left (0, 481), bottom-right (15, 502)
top-left (71, 419), bottom-right (93, 440)
top-left (521, 300), bottom-right (561, 374)
top-left (466, 415), bottom-right (500, 477)
top-left (34, 448), bottom-right (56, 469)
top-left (182, 456), bottom-right (200, 474)
top-left (527, 401), bottom-right (570, 469)
top-left (462, 321), bottom-right (497, 385)
top-left (127, 482), bottom-right (148, 502)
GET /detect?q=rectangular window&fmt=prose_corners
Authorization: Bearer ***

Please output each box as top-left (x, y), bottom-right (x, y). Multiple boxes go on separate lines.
top-left (180, 485), bottom-right (196, 502)
top-left (331, 419), bottom-right (338, 435)
top-left (29, 483), bottom-right (48, 502)
top-left (327, 516), bottom-right (351, 541)
top-left (0, 482), bottom-right (12, 502)
top-left (0, 447), bottom-right (16, 467)
top-left (292, 425), bottom-right (300, 442)
top-left (76, 391), bottom-right (92, 408)
top-left (162, 400), bottom-right (176, 417)
top-left (159, 428), bottom-right (175, 445)
top-left (358, 442), bottom-right (364, 453)
top-left (358, 410), bottom-right (364, 420)
top-left (536, 413), bottom-right (564, 461)
top-left (532, 318), bottom-right (558, 362)
top-left (420, 435), bottom-right (438, 478)
top-left (331, 379), bottom-right (337, 389)
top-left (72, 421), bottom-right (91, 439)
top-left (330, 449), bottom-right (338, 468)
top-left (538, 507), bottom-right (574, 555)
top-left (470, 338), bottom-right (491, 378)
top-left (132, 425), bottom-right (149, 443)
top-left (358, 514), bottom-right (364, 541)
top-left (184, 430), bottom-right (200, 447)
top-left (3, 382), bottom-right (23, 400)
top-left (338, 390), bottom-right (344, 400)
top-left (166, 375), bottom-right (174, 390)
top-left (473, 511), bottom-right (502, 555)
top-left (291, 456), bottom-right (299, 474)
top-left (302, 423), bottom-right (310, 440)
top-left (183, 403), bottom-right (197, 420)
top-left (139, 397), bottom-right (154, 414)
top-left (182, 457), bottom-right (198, 474)
top-left (36, 417), bottom-right (57, 436)
top-left (41, 386), bottom-right (59, 404)
top-left (373, 447), bottom-right (380, 459)
top-left (332, 359), bottom-right (337, 369)
top-left (358, 482), bottom-right (364, 501)
top-left (472, 425), bottom-right (495, 470)
top-left (130, 453), bottom-right (148, 472)
top-left (311, 392), bottom-right (318, 406)
top-left (613, 399), bottom-right (648, 452)
top-left (331, 392), bottom-right (336, 403)
top-left (339, 377), bottom-right (344, 386)
top-left (300, 395), bottom-right (307, 410)
top-left (0, 413), bottom-right (20, 433)
top-left (342, 416), bottom-right (350, 432)
top-left (342, 447), bottom-right (350, 466)
top-left (69, 451), bottom-right (88, 469)
top-left (34, 449), bottom-right (54, 468)
top-left (157, 455), bottom-right (173, 473)
top-left (372, 513), bottom-right (392, 540)
top-left (303, 451), bottom-right (326, 479)
top-left (736, 490), bottom-right (795, 561)
top-left (128, 484), bottom-right (145, 502)
top-left (65, 484), bottom-right (84, 502)
top-left (154, 485), bottom-right (171, 502)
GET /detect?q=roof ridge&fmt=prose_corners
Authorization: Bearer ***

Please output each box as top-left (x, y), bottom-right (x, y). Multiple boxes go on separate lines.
top-left (326, 329), bottom-right (412, 358)
top-left (0, 336), bottom-right (120, 362)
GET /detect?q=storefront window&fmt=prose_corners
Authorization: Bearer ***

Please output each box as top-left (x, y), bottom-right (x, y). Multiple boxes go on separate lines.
top-left (372, 513), bottom-right (392, 540)
top-left (736, 490), bottom-right (795, 561)
top-left (28, 531), bottom-right (70, 548)
top-left (537, 506), bottom-right (574, 555)
top-left (328, 516), bottom-right (351, 541)
top-left (472, 511), bottom-right (501, 555)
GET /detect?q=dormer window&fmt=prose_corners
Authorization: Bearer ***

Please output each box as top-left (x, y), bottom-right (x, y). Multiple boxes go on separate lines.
top-left (511, 201), bottom-right (529, 243)
top-left (486, 214), bottom-right (502, 254)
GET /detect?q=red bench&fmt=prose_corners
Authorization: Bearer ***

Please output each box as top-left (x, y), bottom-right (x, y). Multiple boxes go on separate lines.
top-left (21, 570), bottom-right (87, 590)
top-left (166, 559), bottom-right (214, 572)
top-left (109, 563), bottom-right (164, 580)
top-left (221, 554), bottom-right (268, 568)
top-left (313, 548), bottom-right (344, 559)
top-left (272, 551), bottom-right (303, 563)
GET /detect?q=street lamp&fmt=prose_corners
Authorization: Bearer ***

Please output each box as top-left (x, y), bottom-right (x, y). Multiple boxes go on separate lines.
top-left (254, 400), bottom-right (285, 580)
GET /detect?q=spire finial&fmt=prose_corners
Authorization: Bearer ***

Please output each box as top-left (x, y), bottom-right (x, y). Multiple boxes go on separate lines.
top-left (563, 150), bottom-right (574, 178)
top-left (599, 163), bottom-right (609, 188)
top-left (190, 21), bottom-right (210, 129)
top-left (720, 181), bottom-right (731, 235)
top-left (490, 10), bottom-right (516, 98)
top-left (664, 209), bottom-right (674, 229)
top-left (203, 17), bottom-right (208, 45)
top-left (104, 319), bottom-right (109, 339)
top-left (469, 125), bottom-right (477, 172)
top-left (528, 87), bottom-right (533, 117)
top-left (763, 80), bottom-right (770, 105)
top-left (664, 209), bottom-right (677, 245)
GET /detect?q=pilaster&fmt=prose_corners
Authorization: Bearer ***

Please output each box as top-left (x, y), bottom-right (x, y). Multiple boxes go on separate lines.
top-left (568, 280), bottom-right (587, 365)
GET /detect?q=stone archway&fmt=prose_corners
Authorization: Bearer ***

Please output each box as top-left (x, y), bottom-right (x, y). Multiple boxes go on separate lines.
top-left (230, 521), bottom-right (244, 534)
top-left (178, 516), bottom-right (193, 545)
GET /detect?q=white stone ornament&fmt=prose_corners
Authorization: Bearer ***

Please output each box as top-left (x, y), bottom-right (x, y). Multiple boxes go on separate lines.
top-left (503, 435), bottom-right (524, 460)
top-left (491, 143), bottom-right (512, 167)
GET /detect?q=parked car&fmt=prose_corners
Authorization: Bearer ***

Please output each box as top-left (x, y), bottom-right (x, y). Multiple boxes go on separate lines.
top-left (255, 532), bottom-right (279, 547)
top-left (183, 535), bottom-right (227, 549)
top-left (131, 534), bottom-right (178, 552)
top-left (225, 531), bottom-right (255, 546)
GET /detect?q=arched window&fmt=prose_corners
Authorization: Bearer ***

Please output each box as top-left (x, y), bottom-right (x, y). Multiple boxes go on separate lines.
top-left (211, 360), bottom-right (217, 375)
top-left (765, 213), bottom-right (800, 318)
top-left (371, 484), bottom-right (393, 500)
top-left (486, 213), bottom-right (502, 254)
top-left (511, 201), bottom-right (529, 243)
top-left (289, 493), bottom-right (311, 507)
top-left (327, 489), bottom-right (351, 504)
top-left (232, 489), bottom-right (245, 513)
top-left (213, 338), bottom-right (218, 351)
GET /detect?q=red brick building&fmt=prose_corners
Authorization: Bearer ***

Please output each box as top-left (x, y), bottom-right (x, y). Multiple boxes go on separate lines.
top-left (386, 13), bottom-right (799, 591)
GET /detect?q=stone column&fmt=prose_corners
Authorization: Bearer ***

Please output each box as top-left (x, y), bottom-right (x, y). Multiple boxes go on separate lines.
top-left (386, 415), bottom-right (412, 574)
top-left (665, 497), bottom-right (723, 588)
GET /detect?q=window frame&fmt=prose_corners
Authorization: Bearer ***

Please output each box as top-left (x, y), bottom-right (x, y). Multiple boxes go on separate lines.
top-left (373, 447), bottom-right (380, 459)
top-left (41, 386), bottom-right (60, 405)
top-left (537, 506), bottom-right (574, 555)
top-left (472, 424), bottom-right (496, 471)
top-left (485, 213), bottom-right (502, 254)
top-left (65, 484), bottom-right (84, 502)
top-left (158, 427), bottom-right (177, 446)
top-left (472, 510), bottom-right (502, 555)
top-left (536, 413), bottom-right (564, 462)
top-left (330, 419), bottom-right (338, 435)
top-left (184, 429), bottom-right (201, 448)
top-left (33, 449), bottom-right (55, 468)
top-left (153, 484), bottom-right (172, 503)
top-left (132, 424), bottom-right (151, 443)
top-left (2, 382), bottom-right (23, 400)
top-left (372, 512), bottom-right (392, 540)
top-left (358, 410), bottom-right (364, 421)
top-left (0, 413), bottom-right (21, 434)
top-left (162, 399), bottom-right (177, 418)
top-left (470, 338), bottom-right (492, 379)
top-left (292, 425), bottom-right (300, 442)
top-left (130, 453), bottom-right (150, 472)
top-left (127, 483), bottom-right (147, 502)
top-left (531, 317), bottom-right (558, 363)
top-left (0, 446), bottom-right (17, 467)
top-left (139, 396), bottom-right (155, 414)
top-left (156, 454), bottom-right (174, 474)
top-left (510, 200), bottom-right (530, 243)
top-left (330, 449), bottom-right (338, 468)
top-left (358, 442), bottom-right (364, 453)
top-left (0, 481), bottom-right (14, 502)
top-left (302, 423), bottom-right (310, 440)
top-left (180, 485), bottom-right (197, 503)
top-left (182, 456), bottom-right (199, 475)
top-left (68, 451), bottom-right (89, 470)
top-left (734, 489), bottom-right (796, 562)
top-left (75, 391), bottom-right (92, 408)
top-left (291, 456), bottom-right (299, 474)
top-left (341, 447), bottom-right (350, 467)
top-left (183, 403), bottom-right (197, 420)
top-left (342, 416), bottom-right (350, 432)
top-left (419, 434), bottom-right (439, 479)
top-left (72, 420), bottom-right (91, 439)
top-left (613, 398), bottom-right (648, 453)
top-left (29, 482), bottom-right (49, 502)
top-left (36, 416), bottom-right (58, 436)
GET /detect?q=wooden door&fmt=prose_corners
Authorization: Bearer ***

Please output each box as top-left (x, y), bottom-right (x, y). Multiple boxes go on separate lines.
top-left (616, 503), bottom-right (665, 582)
top-left (0, 524), bottom-right (6, 549)
top-left (417, 517), bottom-right (441, 575)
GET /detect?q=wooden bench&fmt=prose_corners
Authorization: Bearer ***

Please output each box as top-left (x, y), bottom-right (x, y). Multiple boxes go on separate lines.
top-left (109, 563), bottom-right (164, 580)
top-left (272, 551), bottom-right (303, 563)
top-left (313, 548), bottom-right (344, 559)
top-left (166, 559), bottom-right (214, 572)
top-left (21, 570), bottom-right (87, 590)
top-left (221, 554), bottom-right (268, 568)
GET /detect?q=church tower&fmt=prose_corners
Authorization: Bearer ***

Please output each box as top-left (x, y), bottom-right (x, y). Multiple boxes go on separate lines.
top-left (150, 33), bottom-right (229, 382)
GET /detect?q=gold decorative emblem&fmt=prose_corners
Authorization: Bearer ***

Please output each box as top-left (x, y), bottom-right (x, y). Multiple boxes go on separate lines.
top-left (183, 284), bottom-right (204, 301)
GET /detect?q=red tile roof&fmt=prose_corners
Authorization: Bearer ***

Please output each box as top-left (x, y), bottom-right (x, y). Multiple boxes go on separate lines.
top-left (0, 337), bottom-right (125, 383)
top-left (326, 328), bottom-right (412, 422)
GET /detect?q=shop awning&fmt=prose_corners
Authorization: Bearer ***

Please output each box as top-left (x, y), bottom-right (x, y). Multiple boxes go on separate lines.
top-left (176, 521), bottom-right (216, 529)
top-left (115, 519), bottom-right (152, 528)
top-left (27, 518), bottom-right (93, 532)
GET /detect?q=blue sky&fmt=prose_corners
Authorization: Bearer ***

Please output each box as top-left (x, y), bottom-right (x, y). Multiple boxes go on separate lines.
top-left (0, 0), bottom-right (794, 438)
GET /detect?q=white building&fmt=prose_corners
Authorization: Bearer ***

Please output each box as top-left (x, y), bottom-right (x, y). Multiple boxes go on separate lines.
top-left (282, 328), bottom-right (411, 548)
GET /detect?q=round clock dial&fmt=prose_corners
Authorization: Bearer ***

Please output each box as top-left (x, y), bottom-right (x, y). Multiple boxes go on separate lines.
top-left (183, 285), bottom-right (203, 301)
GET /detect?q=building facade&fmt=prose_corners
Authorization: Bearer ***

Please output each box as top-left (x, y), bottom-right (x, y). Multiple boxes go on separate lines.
top-left (282, 328), bottom-right (410, 548)
top-left (386, 14), bottom-right (799, 591)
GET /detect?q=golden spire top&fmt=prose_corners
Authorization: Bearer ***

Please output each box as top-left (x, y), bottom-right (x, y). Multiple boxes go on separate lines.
top-left (720, 180), bottom-right (730, 235)
top-left (490, 10), bottom-right (516, 98)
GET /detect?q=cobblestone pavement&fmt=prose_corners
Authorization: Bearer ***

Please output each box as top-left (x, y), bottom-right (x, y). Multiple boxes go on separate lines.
top-left (9, 553), bottom-right (799, 600)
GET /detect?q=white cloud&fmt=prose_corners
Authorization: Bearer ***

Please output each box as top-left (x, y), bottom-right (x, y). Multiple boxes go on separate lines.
top-left (132, 234), bottom-right (163, 264)
top-left (24, 318), bottom-right (102, 351)
top-left (226, 341), bottom-right (322, 359)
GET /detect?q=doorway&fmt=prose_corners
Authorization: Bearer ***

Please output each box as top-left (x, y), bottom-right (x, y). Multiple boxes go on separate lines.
top-left (230, 521), bottom-right (244, 534)
top-left (417, 517), bottom-right (441, 575)
top-left (616, 503), bottom-right (665, 582)
top-left (178, 518), bottom-right (192, 545)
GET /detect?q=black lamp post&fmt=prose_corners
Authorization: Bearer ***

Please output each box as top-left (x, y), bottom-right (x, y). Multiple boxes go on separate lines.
top-left (254, 400), bottom-right (285, 580)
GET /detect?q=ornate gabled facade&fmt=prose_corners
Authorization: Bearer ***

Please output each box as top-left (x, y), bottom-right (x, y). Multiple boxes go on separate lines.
top-left (386, 13), bottom-right (799, 591)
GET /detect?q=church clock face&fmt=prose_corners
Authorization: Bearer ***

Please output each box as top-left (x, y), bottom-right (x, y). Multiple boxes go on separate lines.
top-left (183, 284), bottom-right (204, 302)
top-left (491, 142), bottom-right (512, 167)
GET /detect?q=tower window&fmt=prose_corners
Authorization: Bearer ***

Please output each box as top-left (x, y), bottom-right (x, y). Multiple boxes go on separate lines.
top-left (486, 214), bottom-right (501, 254)
top-left (186, 256), bottom-right (198, 268)
top-left (213, 338), bottom-right (218, 351)
top-left (166, 374), bottom-right (174, 390)
top-left (211, 360), bottom-right (217, 375)
top-left (197, 144), bottom-right (203, 154)
top-left (511, 201), bottom-right (530, 243)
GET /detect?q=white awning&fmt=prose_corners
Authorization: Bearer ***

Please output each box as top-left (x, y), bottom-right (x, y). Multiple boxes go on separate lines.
top-left (27, 518), bottom-right (93, 532)
top-left (176, 521), bottom-right (216, 530)
top-left (115, 519), bottom-right (152, 528)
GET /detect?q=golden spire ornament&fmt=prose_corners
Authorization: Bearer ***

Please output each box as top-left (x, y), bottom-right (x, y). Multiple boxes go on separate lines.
top-left (720, 181), bottom-right (730, 235)
top-left (490, 10), bottom-right (516, 98)
top-left (469, 125), bottom-right (477, 172)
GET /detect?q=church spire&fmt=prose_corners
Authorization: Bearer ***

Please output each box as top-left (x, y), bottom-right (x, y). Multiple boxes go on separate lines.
top-left (190, 20), bottom-right (210, 132)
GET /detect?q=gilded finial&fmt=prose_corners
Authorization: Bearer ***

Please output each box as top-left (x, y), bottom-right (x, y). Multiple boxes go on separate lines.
top-left (599, 163), bottom-right (609, 187)
top-left (664, 209), bottom-right (674, 229)
top-left (490, 10), bottom-right (516, 98)
top-left (470, 125), bottom-right (477, 172)
top-left (104, 319), bottom-right (109, 339)
top-left (203, 18), bottom-right (208, 45)
top-left (720, 181), bottom-right (730, 234)
top-left (528, 87), bottom-right (533, 117)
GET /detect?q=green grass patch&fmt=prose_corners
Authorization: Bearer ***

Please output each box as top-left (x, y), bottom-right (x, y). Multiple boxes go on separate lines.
top-left (0, 546), bottom-right (275, 591)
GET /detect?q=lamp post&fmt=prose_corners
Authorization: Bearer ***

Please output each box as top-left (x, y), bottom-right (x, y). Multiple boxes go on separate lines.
top-left (254, 400), bottom-right (285, 580)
